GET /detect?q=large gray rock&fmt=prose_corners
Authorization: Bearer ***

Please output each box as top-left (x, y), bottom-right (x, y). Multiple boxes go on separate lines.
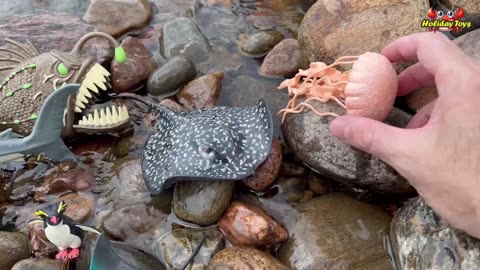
top-left (161, 17), bottom-right (211, 64)
top-left (0, 232), bottom-right (30, 270)
top-left (389, 197), bottom-right (480, 270)
top-left (173, 180), bottom-right (234, 226)
top-left (147, 57), bottom-right (197, 97)
top-left (276, 195), bottom-right (393, 270)
top-left (282, 100), bottom-right (413, 193)
top-left (207, 247), bottom-right (289, 270)
top-left (12, 258), bottom-right (63, 270)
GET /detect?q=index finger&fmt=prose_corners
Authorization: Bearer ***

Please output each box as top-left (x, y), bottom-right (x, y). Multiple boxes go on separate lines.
top-left (381, 32), bottom-right (467, 77)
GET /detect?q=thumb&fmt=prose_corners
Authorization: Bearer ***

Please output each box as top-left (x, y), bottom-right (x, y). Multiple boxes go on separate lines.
top-left (329, 115), bottom-right (415, 165)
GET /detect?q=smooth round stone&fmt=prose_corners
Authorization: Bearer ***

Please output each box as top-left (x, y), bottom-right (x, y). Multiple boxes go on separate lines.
top-left (0, 232), bottom-right (31, 270)
top-left (173, 180), bottom-right (235, 226)
top-left (240, 31), bottom-right (284, 58)
top-left (207, 247), bottom-right (289, 270)
top-left (259, 38), bottom-right (300, 78)
top-left (147, 57), bottom-right (196, 97)
top-left (389, 197), bottom-right (480, 270)
top-left (12, 258), bottom-right (63, 270)
top-left (177, 72), bottom-right (224, 111)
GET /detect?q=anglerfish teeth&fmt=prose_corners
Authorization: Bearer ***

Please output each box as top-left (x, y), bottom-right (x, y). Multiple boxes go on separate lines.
top-left (74, 63), bottom-right (112, 113)
top-left (75, 104), bottom-right (130, 128)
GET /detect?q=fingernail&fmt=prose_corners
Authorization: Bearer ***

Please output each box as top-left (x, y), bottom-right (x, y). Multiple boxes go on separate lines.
top-left (330, 117), bottom-right (351, 141)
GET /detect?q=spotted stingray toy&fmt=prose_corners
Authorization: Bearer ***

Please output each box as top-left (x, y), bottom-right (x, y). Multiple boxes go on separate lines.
top-left (118, 94), bottom-right (273, 194)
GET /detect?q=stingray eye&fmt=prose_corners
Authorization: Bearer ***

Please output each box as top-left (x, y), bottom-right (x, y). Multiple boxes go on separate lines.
top-left (447, 10), bottom-right (454, 18)
top-left (198, 146), bottom-right (215, 159)
top-left (437, 10), bottom-right (444, 18)
top-left (56, 62), bottom-right (70, 76)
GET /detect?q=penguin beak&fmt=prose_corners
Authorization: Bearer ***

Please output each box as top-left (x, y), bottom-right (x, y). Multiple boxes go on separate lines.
top-left (49, 216), bottom-right (59, 225)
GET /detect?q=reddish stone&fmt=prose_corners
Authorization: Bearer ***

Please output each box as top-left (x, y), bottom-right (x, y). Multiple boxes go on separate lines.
top-left (243, 138), bottom-right (282, 191)
top-left (177, 72), bottom-right (224, 111)
top-left (28, 223), bottom-right (57, 258)
top-left (218, 201), bottom-right (288, 247)
top-left (259, 39), bottom-right (300, 78)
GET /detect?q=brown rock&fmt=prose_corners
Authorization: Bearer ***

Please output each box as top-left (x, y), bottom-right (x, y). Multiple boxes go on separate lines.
top-left (242, 138), bottom-right (282, 191)
top-left (218, 201), bottom-right (288, 247)
top-left (159, 99), bottom-right (186, 112)
top-left (28, 224), bottom-right (57, 258)
top-left (277, 177), bottom-right (306, 202)
top-left (60, 193), bottom-right (94, 223)
top-left (259, 39), bottom-right (300, 78)
top-left (83, 0), bottom-right (152, 37)
top-left (298, 190), bottom-right (314, 203)
top-left (177, 72), bottom-right (224, 110)
top-left (455, 28), bottom-right (480, 60)
top-left (298, 0), bottom-right (429, 67)
top-left (38, 167), bottom-right (93, 196)
top-left (111, 37), bottom-right (158, 93)
top-left (307, 172), bottom-right (330, 195)
top-left (0, 232), bottom-right (30, 270)
top-left (207, 247), bottom-right (289, 270)
top-left (279, 161), bottom-right (305, 177)
top-left (406, 87), bottom-right (438, 112)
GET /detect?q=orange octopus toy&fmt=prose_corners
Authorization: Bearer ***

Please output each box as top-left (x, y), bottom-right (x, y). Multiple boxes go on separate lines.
top-left (278, 52), bottom-right (398, 123)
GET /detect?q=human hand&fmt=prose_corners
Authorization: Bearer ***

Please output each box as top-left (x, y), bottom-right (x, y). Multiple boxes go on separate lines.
top-left (329, 32), bottom-right (480, 238)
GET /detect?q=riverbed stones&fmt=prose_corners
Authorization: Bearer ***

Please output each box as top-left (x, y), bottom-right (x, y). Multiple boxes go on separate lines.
top-left (147, 57), bottom-right (196, 97)
top-left (282, 99), bottom-right (413, 193)
top-left (278, 195), bottom-right (393, 270)
top-left (240, 31), bottom-right (284, 58)
top-left (243, 138), bottom-right (283, 191)
top-left (259, 38), bottom-right (300, 77)
top-left (177, 72), bottom-right (224, 110)
top-left (12, 258), bottom-right (63, 270)
top-left (162, 17), bottom-right (211, 64)
top-left (298, 0), bottom-right (429, 67)
top-left (83, 0), bottom-right (152, 37)
top-left (173, 180), bottom-right (235, 226)
top-left (207, 247), bottom-right (289, 270)
top-left (389, 197), bottom-right (480, 270)
top-left (0, 232), bottom-right (30, 270)
top-left (111, 37), bottom-right (158, 93)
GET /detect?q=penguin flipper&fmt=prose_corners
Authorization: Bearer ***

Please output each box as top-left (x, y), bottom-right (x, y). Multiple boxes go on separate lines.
top-left (76, 225), bottom-right (101, 234)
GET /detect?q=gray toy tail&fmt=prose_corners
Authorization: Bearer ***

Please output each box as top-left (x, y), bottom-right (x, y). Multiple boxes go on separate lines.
top-left (22, 84), bottom-right (80, 161)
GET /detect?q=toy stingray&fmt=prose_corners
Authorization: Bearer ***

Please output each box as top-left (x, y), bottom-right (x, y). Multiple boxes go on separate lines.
top-left (0, 32), bottom-right (129, 162)
top-left (116, 94), bottom-right (274, 194)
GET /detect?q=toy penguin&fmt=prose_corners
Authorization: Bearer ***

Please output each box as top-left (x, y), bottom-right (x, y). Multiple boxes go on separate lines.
top-left (30, 200), bottom-right (99, 260)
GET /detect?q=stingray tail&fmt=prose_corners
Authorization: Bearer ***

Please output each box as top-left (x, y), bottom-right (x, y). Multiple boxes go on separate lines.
top-left (112, 93), bottom-right (174, 115)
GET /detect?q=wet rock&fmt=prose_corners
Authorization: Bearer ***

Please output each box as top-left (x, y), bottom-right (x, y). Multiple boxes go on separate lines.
top-left (298, 190), bottom-right (314, 203)
top-left (0, 14), bottom-right (112, 78)
top-left (207, 247), bottom-right (289, 270)
top-left (60, 192), bottom-right (94, 223)
top-left (101, 203), bottom-right (169, 252)
top-left (455, 28), bottom-right (480, 60)
top-left (240, 31), bottom-right (284, 58)
top-left (147, 57), bottom-right (196, 97)
top-left (298, 0), bottom-right (429, 67)
top-left (200, 0), bottom-right (233, 8)
top-left (162, 17), bottom-right (210, 64)
top-left (8, 163), bottom-right (56, 202)
top-left (153, 228), bottom-right (224, 270)
top-left (0, 232), bottom-right (30, 270)
top-left (277, 195), bottom-right (393, 270)
top-left (83, 0), bottom-right (152, 37)
top-left (0, 172), bottom-right (8, 203)
top-left (113, 137), bottom-right (133, 158)
top-left (276, 177), bottom-right (306, 203)
top-left (280, 162), bottom-right (305, 177)
top-left (37, 166), bottom-right (93, 197)
top-left (259, 39), bottom-right (300, 77)
top-left (307, 172), bottom-right (330, 195)
top-left (282, 100), bottom-right (413, 193)
top-left (243, 138), bottom-right (283, 191)
top-left (111, 37), bottom-right (158, 93)
top-left (389, 197), bottom-right (480, 270)
top-left (160, 99), bottom-right (186, 112)
top-left (28, 223), bottom-right (57, 258)
top-left (12, 258), bottom-right (63, 270)
top-left (406, 87), bottom-right (438, 112)
top-left (173, 180), bottom-right (234, 226)
top-left (218, 201), bottom-right (288, 247)
top-left (177, 72), bottom-right (224, 110)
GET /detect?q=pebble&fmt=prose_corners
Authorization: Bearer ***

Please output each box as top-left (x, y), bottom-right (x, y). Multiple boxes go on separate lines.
top-left (153, 228), bottom-right (224, 270)
top-left (282, 99), bottom-right (413, 193)
top-left (276, 177), bottom-right (306, 203)
top-left (218, 201), bottom-right (288, 247)
top-left (147, 57), bottom-right (196, 97)
top-left (389, 197), bottom-right (480, 270)
top-left (277, 195), bottom-right (393, 269)
top-left (240, 31), bottom-right (284, 58)
top-left (207, 247), bottom-right (289, 270)
top-left (307, 172), bottom-right (330, 195)
top-left (160, 99), bottom-right (186, 112)
top-left (259, 39), bottom-right (300, 77)
top-left (177, 72), bottom-right (224, 110)
top-left (28, 224), bottom-right (56, 258)
top-left (243, 138), bottom-right (283, 191)
top-left (0, 232), bottom-right (31, 270)
top-left (60, 192), bottom-right (94, 223)
top-left (111, 37), bottom-right (158, 93)
top-left (279, 161), bottom-right (305, 177)
top-left (12, 258), bottom-right (63, 270)
top-left (37, 166), bottom-right (93, 197)
top-left (83, 0), bottom-right (152, 37)
top-left (162, 17), bottom-right (211, 64)
top-left (173, 180), bottom-right (235, 226)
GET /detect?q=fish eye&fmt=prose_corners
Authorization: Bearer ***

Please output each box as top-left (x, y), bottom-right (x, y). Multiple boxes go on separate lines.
top-left (198, 146), bottom-right (215, 159)
top-left (447, 10), bottom-right (454, 18)
top-left (56, 62), bottom-right (70, 76)
top-left (437, 10), bottom-right (444, 18)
